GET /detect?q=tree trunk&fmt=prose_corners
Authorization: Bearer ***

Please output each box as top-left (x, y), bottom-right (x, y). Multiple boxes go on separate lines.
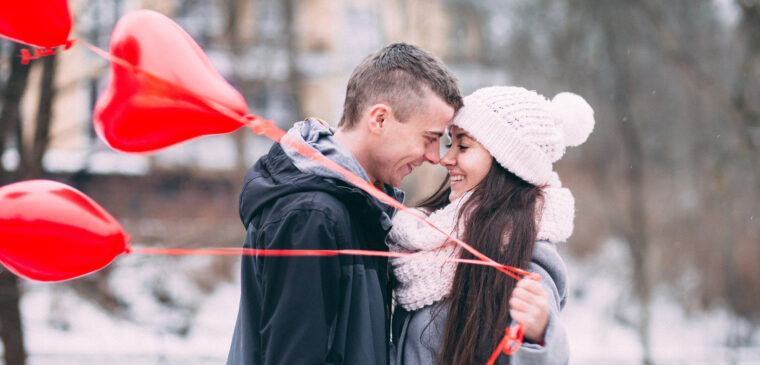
top-left (0, 272), bottom-right (26, 365)
top-left (24, 53), bottom-right (57, 178)
top-left (223, 0), bottom-right (250, 171)
top-left (0, 43), bottom-right (32, 181)
top-left (0, 42), bottom-right (33, 365)
top-left (0, 44), bottom-right (58, 365)
top-left (734, 4), bottom-right (760, 316)
top-left (620, 112), bottom-right (652, 365)
top-left (602, 3), bottom-right (653, 364)
top-left (282, 0), bottom-right (303, 120)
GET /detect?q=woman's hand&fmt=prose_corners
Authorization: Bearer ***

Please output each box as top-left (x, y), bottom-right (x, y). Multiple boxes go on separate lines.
top-left (509, 276), bottom-right (549, 344)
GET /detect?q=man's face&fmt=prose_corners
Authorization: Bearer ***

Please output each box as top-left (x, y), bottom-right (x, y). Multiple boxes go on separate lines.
top-left (371, 91), bottom-right (455, 187)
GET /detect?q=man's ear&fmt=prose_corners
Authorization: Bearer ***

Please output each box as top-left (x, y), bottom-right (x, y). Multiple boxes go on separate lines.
top-left (366, 103), bottom-right (391, 135)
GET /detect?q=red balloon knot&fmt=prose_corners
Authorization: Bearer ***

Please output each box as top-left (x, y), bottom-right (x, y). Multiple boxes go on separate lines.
top-left (244, 115), bottom-right (275, 135)
top-left (486, 324), bottom-right (524, 364)
top-left (18, 42), bottom-right (74, 65)
top-left (123, 234), bottom-right (133, 254)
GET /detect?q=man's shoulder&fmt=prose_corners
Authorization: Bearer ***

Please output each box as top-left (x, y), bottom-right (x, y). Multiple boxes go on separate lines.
top-left (255, 190), bottom-right (356, 247)
top-left (267, 189), bottom-right (352, 222)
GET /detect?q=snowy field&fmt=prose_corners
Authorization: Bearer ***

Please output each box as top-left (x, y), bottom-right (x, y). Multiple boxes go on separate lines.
top-left (11, 240), bottom-right (760, 365)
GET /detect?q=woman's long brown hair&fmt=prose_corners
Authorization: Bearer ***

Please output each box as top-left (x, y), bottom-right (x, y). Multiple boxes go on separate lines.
top-left (417, 159), bottom-right (543, 364)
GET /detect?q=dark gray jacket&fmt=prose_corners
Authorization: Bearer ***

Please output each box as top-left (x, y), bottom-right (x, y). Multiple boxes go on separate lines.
top-left (391, 241), bottom-right (569, 365)
top-left (227, 119), bottom-right (403, 364)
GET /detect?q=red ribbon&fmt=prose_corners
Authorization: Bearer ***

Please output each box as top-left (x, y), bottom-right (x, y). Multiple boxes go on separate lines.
top-left (130, 245), bottom-right (530, 361)
top-left (129, 246), bottom-right (528, 274)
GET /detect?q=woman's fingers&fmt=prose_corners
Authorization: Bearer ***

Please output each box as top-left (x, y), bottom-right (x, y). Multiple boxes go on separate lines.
top-left (509, 295), bottom-right (544, 320)
top-left (509, 277), bottom-right (550, 343)
top-left (516, 276), bottom-right (545, 296)
top-left (510, 309), bottom-right (537, 329)
top-left (509, 295), bottom-right (531, 312)
top-left (511, 280), bottom-right (548, 309)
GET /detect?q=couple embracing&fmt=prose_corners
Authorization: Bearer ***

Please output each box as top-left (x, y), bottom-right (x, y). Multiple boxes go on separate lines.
top-left (227, 43), bottom-right (594, 365)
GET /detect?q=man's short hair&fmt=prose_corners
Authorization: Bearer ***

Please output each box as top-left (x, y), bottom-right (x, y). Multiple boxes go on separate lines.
top-left (338, 43), bottom-right (463, 129)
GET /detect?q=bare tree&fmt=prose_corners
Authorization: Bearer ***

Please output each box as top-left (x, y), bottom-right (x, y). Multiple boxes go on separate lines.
top-left (0, 42), bottom-right (34, 365)
top-left (222, 0), bottom-right (251, 172)
top-left (0, 44), bottom-right (32, 181)
top-left (0, 35), bottom-right (61, 365)
top-left (282, 0), bottom-right (303, 120)
top-left (601, 5), bottom-right (652, 362)
top-left (23, 54), bottom-right (57, 178)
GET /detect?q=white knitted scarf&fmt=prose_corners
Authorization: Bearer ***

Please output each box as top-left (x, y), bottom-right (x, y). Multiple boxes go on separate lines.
top-left (388, 172), bottom-right (574, 311)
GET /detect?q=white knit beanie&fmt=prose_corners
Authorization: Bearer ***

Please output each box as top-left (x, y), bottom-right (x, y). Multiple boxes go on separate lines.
top-left (453, 86), bottom-right (594, 186)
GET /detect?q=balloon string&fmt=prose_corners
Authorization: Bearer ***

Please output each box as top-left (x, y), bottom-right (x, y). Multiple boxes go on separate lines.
top-left (129, 246), bottom-right (527, 280)
top-left (82, 39), bottom-right (528, 354)
top-left (132, 244), bottom-right (529, 357)
top-left (132, 244), bottom-right (528, 356)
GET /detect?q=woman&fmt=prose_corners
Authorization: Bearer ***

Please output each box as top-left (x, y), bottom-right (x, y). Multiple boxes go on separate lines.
top-left (389, 86), bottom-right (594, 364)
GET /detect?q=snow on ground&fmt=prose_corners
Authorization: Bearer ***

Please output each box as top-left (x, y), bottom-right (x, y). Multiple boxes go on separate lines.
top-left (561, 240), bottom-right (760, 364)
top-left (20, 253), bottom-right (239, 365)
top-left (14, 240), bottom-right (760, 364)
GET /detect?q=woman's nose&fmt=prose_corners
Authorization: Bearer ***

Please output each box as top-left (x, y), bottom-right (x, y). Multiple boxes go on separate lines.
top-left (440, 148), bottom-right (456, 167)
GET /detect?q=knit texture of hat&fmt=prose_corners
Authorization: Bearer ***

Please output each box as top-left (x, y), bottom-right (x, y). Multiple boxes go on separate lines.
top-left (453, 86), bottom-right (594, 186)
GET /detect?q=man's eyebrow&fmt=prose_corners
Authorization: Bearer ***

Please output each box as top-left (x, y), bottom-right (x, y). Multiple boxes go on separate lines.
top-left (425, 131), bottom-right (444, 138)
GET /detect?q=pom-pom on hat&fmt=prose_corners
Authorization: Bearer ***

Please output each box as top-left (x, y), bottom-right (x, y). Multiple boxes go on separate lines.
top-left (452, 86), bottom-right (594, 186)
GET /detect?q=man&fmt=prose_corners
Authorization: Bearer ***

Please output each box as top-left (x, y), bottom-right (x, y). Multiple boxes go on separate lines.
top-left (227, 43), bottom-right (462, 364)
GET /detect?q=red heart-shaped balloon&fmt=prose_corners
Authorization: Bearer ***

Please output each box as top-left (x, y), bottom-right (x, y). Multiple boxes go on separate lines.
top-left (93, 9), bottom-right (248, 153)
top-left (0, 0), bottom-right (72, 48)
top-left (0, 180), bottom-right (127, 282)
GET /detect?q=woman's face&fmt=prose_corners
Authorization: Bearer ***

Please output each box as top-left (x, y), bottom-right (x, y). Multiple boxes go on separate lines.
top-left (440, 126), bottom-right (493, 201)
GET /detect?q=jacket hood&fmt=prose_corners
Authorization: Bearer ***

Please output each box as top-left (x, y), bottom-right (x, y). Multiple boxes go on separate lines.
top-left (239, 120), bottom-right (404, 231)
top-left (282, 118), bottom-right (373, 184)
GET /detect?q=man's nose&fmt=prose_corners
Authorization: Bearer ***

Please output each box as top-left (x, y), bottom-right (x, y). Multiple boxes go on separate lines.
top-left (424, 143), bottom-right (440, 164)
